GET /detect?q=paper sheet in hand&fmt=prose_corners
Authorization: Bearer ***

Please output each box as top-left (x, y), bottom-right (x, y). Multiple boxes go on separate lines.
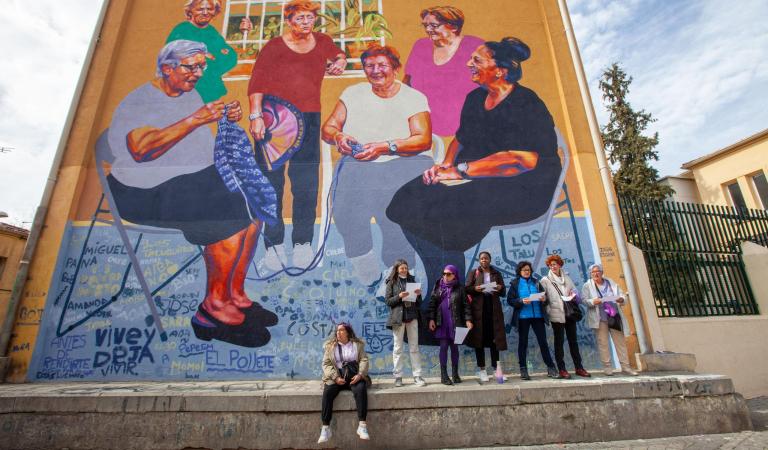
top-left (529, 292), bottom-right (545, 301)
top-left (561, 294), bottom-right (576, 302)
top-left (601, 295), bottom-right (620, 303)
top-left (479, 281), bottom-right (498, 293)
top-left (454, 327), bottom-right (470, 345)
top-left (440, 179), bottom-right (472, 186)
top-left (404, 283), bottom-right (421, 303)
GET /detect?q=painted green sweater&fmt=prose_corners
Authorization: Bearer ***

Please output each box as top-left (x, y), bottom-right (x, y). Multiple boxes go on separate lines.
top-left (166, 22), bottom-right (237, 102)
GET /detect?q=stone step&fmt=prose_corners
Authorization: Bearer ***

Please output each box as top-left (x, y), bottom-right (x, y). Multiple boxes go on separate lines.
top-left (0, 373), bottom-right (753, 449)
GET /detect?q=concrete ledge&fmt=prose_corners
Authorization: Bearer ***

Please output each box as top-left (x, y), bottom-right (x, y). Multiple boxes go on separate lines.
top-left (638, 352), bottom-right (697, 372)
top-left (0, 374), bottom-right (753, 449)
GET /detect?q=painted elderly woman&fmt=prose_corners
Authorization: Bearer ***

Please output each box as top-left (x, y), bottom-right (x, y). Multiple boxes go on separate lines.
top-left (107, 40), bottom-right (277, 348)
top-left (404, 6), bottom-right (484, 138)
top-left (387, 37), bottom-right (561, 296)
top-left (247, 0), bottom-right (346, 271)
top-left (581, 264), bottom-right (639, 376)
top-left (322, 43), bottom-right (433, 286)
top-left (166, 0), bottom-right (237, 102)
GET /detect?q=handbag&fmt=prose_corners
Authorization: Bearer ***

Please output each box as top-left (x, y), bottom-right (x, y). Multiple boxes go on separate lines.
top-left (597, 282), bottom-right (623, 331)
top-left (549, 275), bottom-right (583, 322)
top-left (337, 344), bottom-right (359, 383)
top-left (563, 299), bottom-right (584, 322)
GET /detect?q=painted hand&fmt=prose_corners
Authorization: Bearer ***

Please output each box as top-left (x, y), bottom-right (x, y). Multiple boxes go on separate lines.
top-left (225, 101), bottom-right (242, 122)
top-left (192, 100), bottom-right (225, 125)
top-left (334, 132), bottom-right (355, 155)
top-left (326, 58), bottom-right (346, 76)
top-left (355, 142), bottom-right (386, 161)
top-left (249, 117), bottom-right (266, 141)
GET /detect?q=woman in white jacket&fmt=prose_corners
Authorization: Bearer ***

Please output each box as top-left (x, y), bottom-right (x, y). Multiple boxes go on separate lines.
top-left (581, 264), bottom-right (638, 376)
top-left (540, 255), bottom-right (590, 379)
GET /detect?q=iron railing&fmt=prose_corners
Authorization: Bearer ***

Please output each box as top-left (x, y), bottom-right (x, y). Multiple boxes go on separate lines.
top-left (618, 196), bottom-right (767, 317)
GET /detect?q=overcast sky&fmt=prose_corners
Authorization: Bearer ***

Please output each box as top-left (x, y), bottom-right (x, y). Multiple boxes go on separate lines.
top-left (1, 0), bottom-right (767, 227)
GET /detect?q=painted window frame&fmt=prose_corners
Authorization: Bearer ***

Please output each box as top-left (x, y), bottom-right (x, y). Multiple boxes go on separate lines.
top-left (221, 0), bottom-right (386, 80)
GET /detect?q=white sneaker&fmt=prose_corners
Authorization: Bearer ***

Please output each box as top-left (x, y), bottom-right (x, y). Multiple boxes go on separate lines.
top-left (357, 424), bottom-right (370, 440)
top-left (603, 367), bottom-right (614, 376)
top-left (292, 242), bottom-right (314, 268)
top-left (477, 370), bottom-right (489, 383)
top-left (317, 426), bottom-right (332, 443)
top-left (262, 244), bottom-right (287, 272)
top-left (414, 376), bottom-right (426, 386)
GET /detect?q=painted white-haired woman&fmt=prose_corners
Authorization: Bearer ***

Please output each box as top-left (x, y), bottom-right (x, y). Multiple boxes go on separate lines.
top-left (581, 263), bottom-right (638, 376)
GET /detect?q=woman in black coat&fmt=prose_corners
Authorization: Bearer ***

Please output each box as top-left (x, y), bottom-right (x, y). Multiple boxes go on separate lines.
top-left (465, 251), bottom-right (507, 382)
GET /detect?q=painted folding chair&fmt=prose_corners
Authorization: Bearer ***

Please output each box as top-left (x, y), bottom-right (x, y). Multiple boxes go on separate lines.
top-left (468, 128), bottom-right (588, 280)
top-left (55, 130), bottom-right (203, 341)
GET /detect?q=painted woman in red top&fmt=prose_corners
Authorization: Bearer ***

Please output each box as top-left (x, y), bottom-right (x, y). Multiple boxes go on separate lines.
top-left (246, 0), bottom-right (346, 271)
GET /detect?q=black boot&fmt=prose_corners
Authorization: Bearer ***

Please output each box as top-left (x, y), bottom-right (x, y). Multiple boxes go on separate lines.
top-left (452, 363), bottom-right (462, 384)
top-left (520, 367), bottom-right (531, 380)
top-left (441, 365), bottom-right (453, 385)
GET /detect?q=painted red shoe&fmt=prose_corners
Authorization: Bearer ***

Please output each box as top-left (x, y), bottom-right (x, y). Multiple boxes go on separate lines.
top-left (559, 370), bottom-right (571, 379)
top-left (575, 368), bottom-right (592, 378)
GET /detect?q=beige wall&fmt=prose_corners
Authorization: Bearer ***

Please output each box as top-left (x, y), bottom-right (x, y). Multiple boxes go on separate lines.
top-left (629, 241), bottom-right (768, 398)
top-left (661, 176), bottom-right (700, 204)
top-left (0, 228), bottom-right (28, 328)
top-left (688, 134), bottom-right (768, 208)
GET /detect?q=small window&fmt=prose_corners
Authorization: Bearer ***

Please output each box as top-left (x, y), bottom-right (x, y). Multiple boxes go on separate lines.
top-left (221, 0), bottom-right (389, 80)
top-left (726, 182), bottom-right (747, 211)
top-left (751, 172), bottom-right (768, 209)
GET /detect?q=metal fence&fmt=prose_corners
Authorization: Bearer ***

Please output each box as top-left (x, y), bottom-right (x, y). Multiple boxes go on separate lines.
top-left (618, 196), bottom-right (767, 317)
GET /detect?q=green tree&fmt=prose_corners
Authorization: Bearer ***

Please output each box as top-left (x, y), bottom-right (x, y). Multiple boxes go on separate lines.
top-left (599, 63), bottom-right (673, 200)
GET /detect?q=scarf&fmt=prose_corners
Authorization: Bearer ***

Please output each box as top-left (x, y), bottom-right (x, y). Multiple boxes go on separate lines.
top-left (547, 270), bottom-right (567, 294)
top-left (438, 264), bottom-right (459, 302)
top-left (214, 108), bottom-right (278, 225)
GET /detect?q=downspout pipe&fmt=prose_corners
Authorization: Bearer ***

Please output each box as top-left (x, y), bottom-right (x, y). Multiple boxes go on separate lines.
top-left (0, 0), bottom-right (112, 377)
top-left (557, 0), bottom-right (649, 354)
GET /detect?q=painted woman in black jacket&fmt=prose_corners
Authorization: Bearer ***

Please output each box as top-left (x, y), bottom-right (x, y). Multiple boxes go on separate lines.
top-left (507, 260), bottom-right (558, 380)
top-left (428, 264), bottom-right (473, 385)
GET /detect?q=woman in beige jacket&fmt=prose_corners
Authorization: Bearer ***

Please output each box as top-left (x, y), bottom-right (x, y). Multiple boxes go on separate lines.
top-left (581, 263), bottom-right (638, 376)
top-left (318, 323), bottom-right (371, 443)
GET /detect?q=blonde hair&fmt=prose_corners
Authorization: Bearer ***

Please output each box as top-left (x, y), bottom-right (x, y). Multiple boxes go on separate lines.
top-left (284, 0), bottom-right (321, 19)
top-left (184, 0), bottom-right (222, 19)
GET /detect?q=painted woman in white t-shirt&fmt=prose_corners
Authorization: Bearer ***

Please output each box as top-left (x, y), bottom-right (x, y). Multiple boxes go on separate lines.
top-left (321, 43), bottom-right (434, 287)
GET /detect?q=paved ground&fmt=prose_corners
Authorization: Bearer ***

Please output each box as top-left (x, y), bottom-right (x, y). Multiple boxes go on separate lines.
top-left (458, 397), bottom-right (768, 450)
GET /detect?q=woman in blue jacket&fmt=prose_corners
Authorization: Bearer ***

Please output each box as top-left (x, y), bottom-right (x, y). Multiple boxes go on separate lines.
top-left (507, 261), bottom-right (559, 380)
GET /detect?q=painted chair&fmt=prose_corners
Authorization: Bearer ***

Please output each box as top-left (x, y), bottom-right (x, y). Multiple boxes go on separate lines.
top-left (56, 130), bottom-right (203, 341)
top-left (468, 128), bottom-right (588, 280)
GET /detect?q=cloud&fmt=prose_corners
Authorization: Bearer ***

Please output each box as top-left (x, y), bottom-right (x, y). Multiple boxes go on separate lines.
top-left (570, 0), bottom-right (768, 176)
top-left (0, 0), bottom-right (103, 225)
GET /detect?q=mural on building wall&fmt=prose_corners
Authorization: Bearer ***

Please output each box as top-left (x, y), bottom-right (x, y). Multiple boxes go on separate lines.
top-left (28, 0), bottom-right (604, 381)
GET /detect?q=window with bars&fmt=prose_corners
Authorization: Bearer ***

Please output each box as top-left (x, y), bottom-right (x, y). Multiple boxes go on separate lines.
top-left (221, 0), bottom-right (388, 80)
